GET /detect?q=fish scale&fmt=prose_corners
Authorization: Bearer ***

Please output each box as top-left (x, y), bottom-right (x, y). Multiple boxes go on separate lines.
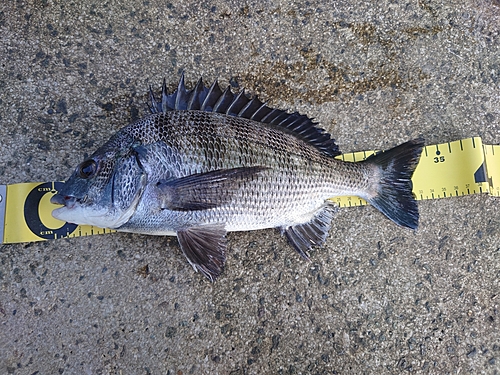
top-left (51, 75), bottom-right (423, 281)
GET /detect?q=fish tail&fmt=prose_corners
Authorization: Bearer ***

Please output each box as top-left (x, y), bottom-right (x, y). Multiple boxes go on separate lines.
top-left (364, 138), bottom-right (424, 229)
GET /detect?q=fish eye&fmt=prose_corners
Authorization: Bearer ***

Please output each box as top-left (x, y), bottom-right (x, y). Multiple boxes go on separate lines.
top-left (78, 160), bottom-right (97, 179)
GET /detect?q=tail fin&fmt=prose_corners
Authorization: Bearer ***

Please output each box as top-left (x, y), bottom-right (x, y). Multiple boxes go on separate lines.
top-left (365, 139), bottom-right (424, 229)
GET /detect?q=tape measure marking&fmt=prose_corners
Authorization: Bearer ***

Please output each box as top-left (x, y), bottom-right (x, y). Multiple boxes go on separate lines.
top-left (2, 182), bottom-right (113, 244)
top-left (23, 182), bottom-right (78, 240)
top-left (0, 185), bottom-right (6, 244)
top-left (483, 144), bottom-right (500, 196)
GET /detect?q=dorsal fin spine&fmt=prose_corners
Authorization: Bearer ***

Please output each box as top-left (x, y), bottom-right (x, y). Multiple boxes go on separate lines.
top-left (279, 114), bottom-right (300, 127)
top-left (161, 78), bottom-right (170, 112)
top-left (226, 90), bottom-right (247, 115)
top-left (175, 73), bottom-right (187, 110)
top-left (200, 80), bottom-right (221, 111)
top-left (261, 108), bottom-right (281, 123)
top-left (187, 78), bottom-right (205, 110)
top-left (148, 85), bottom-right (157, 113)
top-left (213, 86), bottom-right (233, 113)
top-left (200, 81), bottom-right (215, 111)
top-left (238, 97), bottom-right (259, 117)
top-left (249, 103), bottom-right (270, 121)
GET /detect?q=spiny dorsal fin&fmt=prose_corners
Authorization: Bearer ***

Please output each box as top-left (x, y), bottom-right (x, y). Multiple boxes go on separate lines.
top-left (148, 74), bottom-right (341, 157)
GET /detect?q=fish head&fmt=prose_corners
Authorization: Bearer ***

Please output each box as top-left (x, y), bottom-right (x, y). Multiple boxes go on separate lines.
top-left (51, 131), bottom-right (147, 229)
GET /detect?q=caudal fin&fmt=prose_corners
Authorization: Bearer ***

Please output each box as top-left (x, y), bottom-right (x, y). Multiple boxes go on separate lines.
top-left (365, 139), bottom-right (424, 229)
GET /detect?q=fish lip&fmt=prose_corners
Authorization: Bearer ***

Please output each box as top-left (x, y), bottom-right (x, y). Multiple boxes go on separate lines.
top-left (50, 194), bottom-right (77, 209)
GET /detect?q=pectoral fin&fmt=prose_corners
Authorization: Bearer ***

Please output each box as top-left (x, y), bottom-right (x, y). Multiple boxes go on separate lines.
top-left (157, 166), bottom-right (267, 211)
top-left (177, 225), bottom-right (227, 281)
top-left (282, 203), bottom-right (337, 260)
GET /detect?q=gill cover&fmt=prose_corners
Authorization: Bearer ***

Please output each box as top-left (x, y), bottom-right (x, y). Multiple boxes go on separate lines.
top-left (52, 138), bottom-right (147, 229)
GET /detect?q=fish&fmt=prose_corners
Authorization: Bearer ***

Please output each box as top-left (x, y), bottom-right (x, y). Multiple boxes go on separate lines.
top-left (51, 74), bottom-right (424, 281)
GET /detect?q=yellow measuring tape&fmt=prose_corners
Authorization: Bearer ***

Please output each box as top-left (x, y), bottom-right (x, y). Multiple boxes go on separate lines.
top-left (1, 137), bottom-right (499, 244)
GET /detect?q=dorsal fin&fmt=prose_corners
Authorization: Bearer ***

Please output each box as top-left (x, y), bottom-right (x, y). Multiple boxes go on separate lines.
top-left (148, 74), bottom-right (341, 157)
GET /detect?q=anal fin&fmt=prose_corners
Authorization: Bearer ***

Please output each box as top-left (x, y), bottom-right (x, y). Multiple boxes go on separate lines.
top-left (282, 203), bottom-right (337, 260)
top-left (177, 225), bottom-right (227, 281)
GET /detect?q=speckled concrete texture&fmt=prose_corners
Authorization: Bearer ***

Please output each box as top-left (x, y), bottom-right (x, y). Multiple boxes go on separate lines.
top-left (1, 0), bottom-right (499, 374)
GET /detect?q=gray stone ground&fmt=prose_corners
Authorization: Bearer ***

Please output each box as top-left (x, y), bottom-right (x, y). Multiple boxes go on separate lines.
top-left (1, 0), bottom-right (499, 374)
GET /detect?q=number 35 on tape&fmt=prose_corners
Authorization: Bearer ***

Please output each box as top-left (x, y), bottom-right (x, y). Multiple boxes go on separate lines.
top-left (413, 137), bottom-right (499, 199)
top-left (0, 137), bottom-right (499, 244)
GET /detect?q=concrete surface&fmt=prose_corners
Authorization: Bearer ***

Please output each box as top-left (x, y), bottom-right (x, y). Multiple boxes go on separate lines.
top-left (1, 0), bottom-right (499, 374)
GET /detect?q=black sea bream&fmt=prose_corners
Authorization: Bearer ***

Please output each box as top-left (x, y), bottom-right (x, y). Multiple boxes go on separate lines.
top-left (51, 75), bottom-right (423, 281)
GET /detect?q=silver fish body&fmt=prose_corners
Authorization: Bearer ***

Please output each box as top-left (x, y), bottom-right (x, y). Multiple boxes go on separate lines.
top-left (52, 76), bottom-right (423, 280)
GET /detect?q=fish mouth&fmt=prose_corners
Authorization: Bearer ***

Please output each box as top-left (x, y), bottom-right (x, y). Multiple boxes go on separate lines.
top-left (50, 193), bottom-right (78, 209)
top-left (51, 194), bottom-right (96, 224)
